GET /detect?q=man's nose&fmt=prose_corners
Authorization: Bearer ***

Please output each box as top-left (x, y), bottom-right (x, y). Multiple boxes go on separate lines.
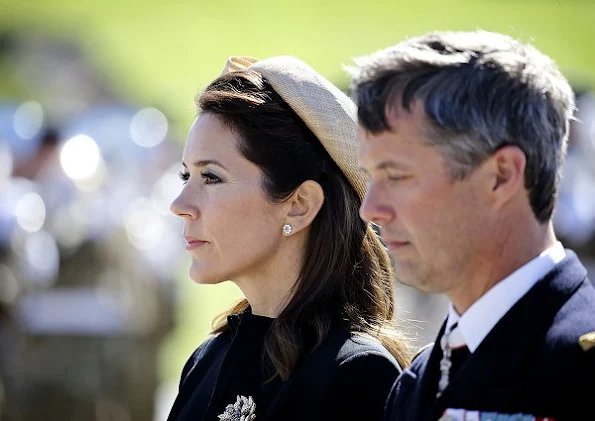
top-left (359, 183), bottom-right (394, 226)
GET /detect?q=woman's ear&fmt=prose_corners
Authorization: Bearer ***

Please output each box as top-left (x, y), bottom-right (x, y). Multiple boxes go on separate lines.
top-left (283, 180), bottom-right (324, 235)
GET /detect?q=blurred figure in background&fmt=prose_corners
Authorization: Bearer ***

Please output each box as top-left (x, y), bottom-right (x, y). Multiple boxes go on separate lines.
top-left (0, 104), bottom-right (183, 421)
top-left (0, 103), bottom-right (183, 421)
top-left (0, 31), bottom-right (184, 421)
top-left (168, 56), bottom-right (410, 421)
top-left (11, 127), bottom-right (60, 180)
top-left (0, 126), bottom-right (60, 420)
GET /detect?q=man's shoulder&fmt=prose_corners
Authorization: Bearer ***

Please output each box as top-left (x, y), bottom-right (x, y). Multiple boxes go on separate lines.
top-left (407, 342), bottom-right (434, 371)
top-left (528, 251), bottom-right (595, 351)
top-left (546, 274), bottom-right (595, 351)
top-left (536, 273), bottom-right (595, 403)
top-left (412, 342), bottom-right (434, 361)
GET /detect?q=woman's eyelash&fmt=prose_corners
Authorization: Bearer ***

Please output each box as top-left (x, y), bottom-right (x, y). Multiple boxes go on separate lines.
top-left (178, 171), bottom-right (190, 183)
top-left (201, 171), bottom-right (222, 184)
top-left (178, 170), bottom-right (222, 185)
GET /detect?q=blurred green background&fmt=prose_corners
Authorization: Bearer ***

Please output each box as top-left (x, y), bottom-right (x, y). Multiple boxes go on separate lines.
top-left (2, 0), bottom-right (594, 387)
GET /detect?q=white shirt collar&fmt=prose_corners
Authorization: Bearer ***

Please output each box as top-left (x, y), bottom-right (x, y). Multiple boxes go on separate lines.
top-left (445, 242), bottom-right (566, 352)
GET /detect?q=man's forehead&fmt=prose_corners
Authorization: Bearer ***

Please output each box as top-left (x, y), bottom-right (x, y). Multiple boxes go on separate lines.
top-left (357, 129), bottom-right (400, 169)
top-left (357, 113), bottom-right (434, 172)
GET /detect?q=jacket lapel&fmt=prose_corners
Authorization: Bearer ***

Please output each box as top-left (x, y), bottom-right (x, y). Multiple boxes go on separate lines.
top-left (424, 251), bottom-right (588, 420)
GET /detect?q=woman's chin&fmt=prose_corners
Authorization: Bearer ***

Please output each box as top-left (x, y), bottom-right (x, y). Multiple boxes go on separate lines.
top-left (189, 265), bottom-right (223, 285)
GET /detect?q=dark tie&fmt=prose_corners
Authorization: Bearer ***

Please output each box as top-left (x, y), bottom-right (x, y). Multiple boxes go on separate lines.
top-left (449, 345), bottom-right (470, 378)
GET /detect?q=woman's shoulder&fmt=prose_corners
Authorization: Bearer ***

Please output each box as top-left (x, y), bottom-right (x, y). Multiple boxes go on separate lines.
top-left (327, 327), bottom-right (401, 368)
top-left (178, 331), bottom-right (232, 388)
top-left (301, 327), bottom-right (402, 420)
top-left (186, 332), bottom-right (228, 362)
top-left (306, 326), bottom-right (402, 377)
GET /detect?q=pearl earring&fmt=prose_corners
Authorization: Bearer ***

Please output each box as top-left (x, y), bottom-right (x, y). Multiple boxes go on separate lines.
top-left (282, 224), bottom-right (293, 236)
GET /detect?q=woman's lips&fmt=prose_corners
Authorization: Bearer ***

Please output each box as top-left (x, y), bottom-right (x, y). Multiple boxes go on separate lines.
top-left (184, 236), bottom-right (207, 250)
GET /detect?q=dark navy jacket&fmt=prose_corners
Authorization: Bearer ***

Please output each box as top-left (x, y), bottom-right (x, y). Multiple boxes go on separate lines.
top-left (385, 250), bottom-right (595, 421)
top-left (168, 311), bottom-right (402, 421)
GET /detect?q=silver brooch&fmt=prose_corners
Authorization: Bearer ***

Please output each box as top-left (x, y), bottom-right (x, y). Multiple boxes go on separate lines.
top-left (217, 395), bottom-right (257, 421)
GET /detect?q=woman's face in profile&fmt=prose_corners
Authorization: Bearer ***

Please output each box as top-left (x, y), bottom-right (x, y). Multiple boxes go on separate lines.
top-left (170, 113), bottom-right (287, 284)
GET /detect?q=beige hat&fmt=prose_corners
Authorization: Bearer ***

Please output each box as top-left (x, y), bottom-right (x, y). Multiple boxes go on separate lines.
top-left (221, 56), bottom-right (368, 200)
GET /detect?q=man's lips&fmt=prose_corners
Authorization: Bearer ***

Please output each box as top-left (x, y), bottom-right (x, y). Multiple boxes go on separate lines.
top-left (384, 240), bottom-right (410, 251)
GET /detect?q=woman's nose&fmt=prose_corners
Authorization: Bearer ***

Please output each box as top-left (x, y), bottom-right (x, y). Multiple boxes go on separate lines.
top-left (170, 188), bottom-right (198, 220)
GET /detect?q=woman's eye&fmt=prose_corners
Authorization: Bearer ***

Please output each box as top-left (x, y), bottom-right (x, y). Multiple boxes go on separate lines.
top-left (178, 171), bottom-right (190, 184)
top-left (201, 171), bottom-right (222, 184)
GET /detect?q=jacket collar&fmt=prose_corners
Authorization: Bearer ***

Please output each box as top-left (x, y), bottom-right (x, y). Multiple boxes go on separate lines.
top-left (400, 250), bottom-right (588, 421)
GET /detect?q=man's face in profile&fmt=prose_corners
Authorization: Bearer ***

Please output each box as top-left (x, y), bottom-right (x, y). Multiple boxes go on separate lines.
top-left (358, 103), bottom-right (492, 294)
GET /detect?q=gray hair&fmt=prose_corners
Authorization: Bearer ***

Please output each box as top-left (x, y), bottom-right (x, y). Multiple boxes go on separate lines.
top-left (349, 30), bottom-right (576, 223)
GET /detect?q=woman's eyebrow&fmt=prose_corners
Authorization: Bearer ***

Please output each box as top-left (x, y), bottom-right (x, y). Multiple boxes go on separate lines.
top-left (181, 159), bottom-right (228, 171)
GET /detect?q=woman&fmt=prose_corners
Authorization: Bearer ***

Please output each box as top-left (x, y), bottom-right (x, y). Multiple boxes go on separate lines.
top-left (168, 56), bottom-right (410, 421)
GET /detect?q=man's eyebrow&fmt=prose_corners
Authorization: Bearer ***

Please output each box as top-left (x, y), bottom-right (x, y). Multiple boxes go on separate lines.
top-left (374, 160), bottom-right (409, 171)
top-left (181, 159), bottom-right (228, 170)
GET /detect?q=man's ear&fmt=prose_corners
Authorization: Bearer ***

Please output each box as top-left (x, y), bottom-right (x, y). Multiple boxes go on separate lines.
top-left (487, 145), bottom-right (526, 207)
top-left (283, 180), bottom-right (325, 235)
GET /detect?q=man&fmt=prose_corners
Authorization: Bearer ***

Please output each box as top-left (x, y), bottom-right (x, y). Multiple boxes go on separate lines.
top-left (351, 30), bottom-right (595, 421)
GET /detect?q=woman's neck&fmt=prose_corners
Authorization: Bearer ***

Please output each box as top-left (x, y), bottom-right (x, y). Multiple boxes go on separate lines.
top-left (234, 252), bottom-right (304, 317)
top-left (234, 273), bottom-right (299, 317)
top-left (233, 231), bottom-right (308, 317)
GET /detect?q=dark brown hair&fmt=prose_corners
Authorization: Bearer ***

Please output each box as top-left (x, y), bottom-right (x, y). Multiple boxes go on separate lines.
top-left (198, 70), bottom-right (410, 380)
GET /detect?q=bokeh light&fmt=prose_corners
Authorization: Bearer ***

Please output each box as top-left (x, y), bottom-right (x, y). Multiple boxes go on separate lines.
top-left (73, 162), bottom-right (107, 192)
top-left (124, 197), bottom-right (165, 251)
top-left (24, 230), bottom-right (60, 288)
top-left (50, 201), bottom-right (89, 251)
top-left (13, 101), bottom-right (44, 140)
top-left (130, 107), bottom-right (168, 148)
top-left (60, 134), bottom-right (102, 180)
top-left (15, 192), bottom-right (46, 233)
top-left (0, 142), bottom-right (13, 184)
